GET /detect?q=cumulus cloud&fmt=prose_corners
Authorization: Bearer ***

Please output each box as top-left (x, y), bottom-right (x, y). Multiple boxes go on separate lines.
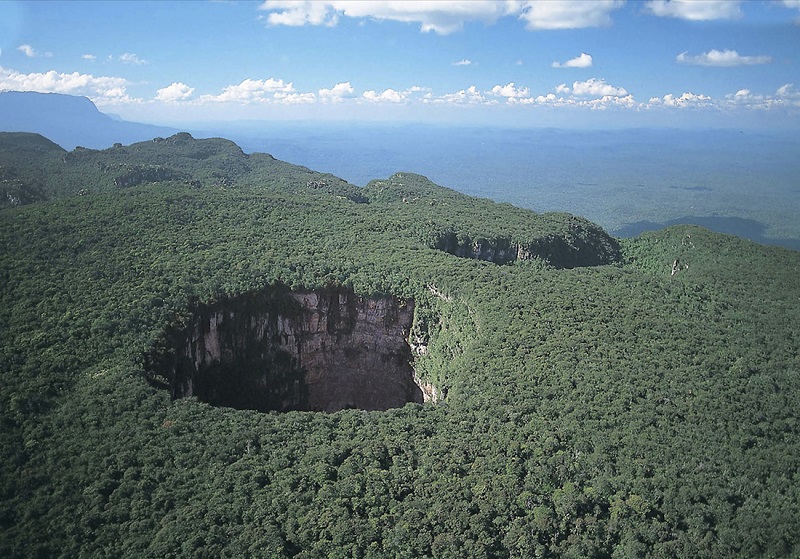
top-left (432, 85), bottom-right (488, 105)
top-left (259, 0), bottom-right (623, 34)
top-left (647, 91), bottom-right (713, 108)
top-left (645, 0), bottom-right (742, 20)
top-left (200, 78), bottom-right (295, 103)
top-left (776, 83), bottom-right (796, 97)
top-left (570, 78), bottom-right (628, 97)
top-left (260, 0), bottom-right (510, 34)
top-left (529, 88), bottom-right (635, 110)
top-left (273, 91), bottom-right (316, 104)
top-left (318, 81), bottom-right (354, 102)
top-left (642, 85), bottom-right (800, 111)
top-left (453, 59), bottom-right (472, 66)
top-left (580, 94), bottom-right (636, 110)
top-left (260, 0), bottom-right (339, 26)
top-left (517, 0), bottom-right (624, 29)
top-left (83, 54), bottom-right (96, 61)
top-left (155, 82), bottom-right (194, 103)
top-left (360, 85), bottom-right (429, 104)
top-left (362, 88), bottom-right (407, 103)
top-left (677, 49), bottom-right (771, 67)
top-left (119, 53), bottom-right (147, 65)
top-left (0, 66), bottom-right (137, 105)
top-left (552, 52), bottom-right (593, 68)
top-left (489, 82), bottom-right (530, 99)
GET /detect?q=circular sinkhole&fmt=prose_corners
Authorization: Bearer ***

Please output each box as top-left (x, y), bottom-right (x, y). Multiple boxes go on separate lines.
top-left (145, 284), bottom-right (435, 413)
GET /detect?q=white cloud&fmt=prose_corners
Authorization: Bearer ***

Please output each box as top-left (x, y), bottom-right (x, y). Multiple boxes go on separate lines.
top-left (260, 0), bottom-right (511, 34)
top-left (259, 0), bottom-right (623, 34)
top-left (645, 0), bottom-right (742, 20)
top-left (571, 78), bottom-right (628, 96)
top-left (489, 82), bottom-right (530, 99)
top-left (552, 52), bottom-right (593, 68)
top-left (534, 92), bottom-right (564, 105)
top-left (580, 94), bottom-right (637, 110)
top-left (647, 91), bottom-right (713, 108)
top-left (17, 44), bottom-right (36, 57)
top-left (677, 49), bottom-right (771, 67)
top-left (318, 81), bottom-right (354, 102)
top-left (777, 83), bottom-right (796, 97)
top-left (783, 0), bottom-right (800, 19)
top-left (83, 54), bottom-right (96, 61)
top-left (720, 86), bottom-right (800, 110)
top-left (360, 85), bottom-right (429, 104)
top-left (259, 0), bottom-right (340, 27)
top-left (453, 59), bottom-right (472, 66)
top-left (16, 45), bottom-right (50, 58)
top-left (643, 86), bottom-right (800, 112)
top-left (517, 0), bottom-right (624, 30)
top-left (273, 91), bottom-right (316, 104)
top-left (119, 53), bottom-right (147, 65)
top-left (432, 85), bottom-right (488, 105)
top-left (555, 83), bottom-right (571, 94)
top-left (362, 88), bottom-right (406, 103)
top-left (155, 82), bottom-right (194, 103)
top-left (0, 66), bottom-right (137, 105)
top-left (200, 78), bottom-right (295, 103)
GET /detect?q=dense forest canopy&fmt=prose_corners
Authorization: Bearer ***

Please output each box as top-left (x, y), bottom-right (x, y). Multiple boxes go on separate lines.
top-left (1, 132), bottom-right (798, 558)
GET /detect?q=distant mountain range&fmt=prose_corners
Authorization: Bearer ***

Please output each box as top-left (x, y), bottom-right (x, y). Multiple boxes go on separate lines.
top-left (0, 91), bottom-right (177, 150)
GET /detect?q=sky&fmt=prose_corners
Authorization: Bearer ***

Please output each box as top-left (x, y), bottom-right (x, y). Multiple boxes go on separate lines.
top-left (1, 0), bottom-right (799, 129)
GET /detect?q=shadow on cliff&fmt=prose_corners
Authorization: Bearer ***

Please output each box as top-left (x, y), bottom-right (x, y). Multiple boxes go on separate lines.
top-left (614, 215), bottom-right (800, 252)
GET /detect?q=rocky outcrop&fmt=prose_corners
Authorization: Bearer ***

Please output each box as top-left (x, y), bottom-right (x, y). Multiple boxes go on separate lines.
top-left (113, 165), bottom-right (185, 188)
top-left (432, 219), bottom-right (622, 269)
top-left (146, 285), bottom-right (429, 413)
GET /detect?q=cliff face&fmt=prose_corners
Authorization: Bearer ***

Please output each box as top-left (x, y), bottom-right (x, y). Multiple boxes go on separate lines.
top-left (146, 285), bottom-right (426, 413)
top-left (432, 218), bottom-right (622, 268)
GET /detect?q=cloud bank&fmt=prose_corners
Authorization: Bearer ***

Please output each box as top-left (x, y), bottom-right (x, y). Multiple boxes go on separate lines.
top-left (0, 66), bottom-right (135, 104)
top-left (259, 0), bottom-right (626, 34)
top-left (3, 64), bottom-right (798, 120)
top-left (677, 49), bottom-right (772, 67)
top-left (645, 0), bottom-right (742, 21)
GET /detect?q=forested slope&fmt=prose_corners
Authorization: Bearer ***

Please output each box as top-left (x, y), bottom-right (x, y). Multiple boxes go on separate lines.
top-left (0, 133), bottom-right (798, 558)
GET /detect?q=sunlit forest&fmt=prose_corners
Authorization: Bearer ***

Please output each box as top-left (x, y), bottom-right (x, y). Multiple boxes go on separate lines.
top-left (1, 131), bottom-right (799, 558)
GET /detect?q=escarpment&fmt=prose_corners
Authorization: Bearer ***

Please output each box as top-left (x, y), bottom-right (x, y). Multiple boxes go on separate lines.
top-left (431, 219), bottom-right (622, 268)
top-left (146, 284), bottom-right (432, 413)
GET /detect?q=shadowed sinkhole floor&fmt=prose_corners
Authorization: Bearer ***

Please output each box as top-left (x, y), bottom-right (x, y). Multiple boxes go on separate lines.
top-left (145, 285), bottom-right (433, 413)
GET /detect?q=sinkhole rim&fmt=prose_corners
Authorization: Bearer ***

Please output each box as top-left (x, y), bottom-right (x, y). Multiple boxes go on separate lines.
top-left (144, 284), bottom-right (440, 414)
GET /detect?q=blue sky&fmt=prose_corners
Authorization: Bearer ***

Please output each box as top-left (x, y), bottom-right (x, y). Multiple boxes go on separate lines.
top-left (1, 0), bottom-right (799, 128)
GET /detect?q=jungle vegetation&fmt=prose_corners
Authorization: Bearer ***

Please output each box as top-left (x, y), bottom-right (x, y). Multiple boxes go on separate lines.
top-left (1, 132), bottom-right (798, 558)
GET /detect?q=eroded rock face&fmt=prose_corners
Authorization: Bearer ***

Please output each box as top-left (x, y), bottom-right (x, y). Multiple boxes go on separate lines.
top-left (146, 285), bottom-right (426, 412)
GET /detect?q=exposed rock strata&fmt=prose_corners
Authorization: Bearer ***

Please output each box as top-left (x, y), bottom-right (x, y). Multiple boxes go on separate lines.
top-left (146, 285), bottom-right (428, 412)
top-left (432, 221), bottom-right (622, 268)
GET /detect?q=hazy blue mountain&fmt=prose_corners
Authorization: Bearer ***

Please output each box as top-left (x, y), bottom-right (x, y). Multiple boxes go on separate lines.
top-left (0, 91), bottom-right (177, 150)
top-left (219, 123), bottom-right (800, 250)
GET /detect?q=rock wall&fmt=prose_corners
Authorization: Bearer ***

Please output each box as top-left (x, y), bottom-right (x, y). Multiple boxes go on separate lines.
top-left (146, 285), bottom-right (426, 412)
top-left (432, 219), bottom-right (622, 268)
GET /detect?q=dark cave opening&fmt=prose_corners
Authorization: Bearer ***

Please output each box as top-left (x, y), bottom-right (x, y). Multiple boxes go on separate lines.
top-left (145, 285), bottom-right (433, 413)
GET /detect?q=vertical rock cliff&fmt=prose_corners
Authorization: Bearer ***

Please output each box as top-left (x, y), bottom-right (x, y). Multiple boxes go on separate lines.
top-left (146, 285), bottom-right (426, 412)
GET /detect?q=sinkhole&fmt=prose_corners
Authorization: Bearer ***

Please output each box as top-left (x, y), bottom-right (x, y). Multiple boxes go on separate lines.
top-left (145, 284), bottom-right (435, 413)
